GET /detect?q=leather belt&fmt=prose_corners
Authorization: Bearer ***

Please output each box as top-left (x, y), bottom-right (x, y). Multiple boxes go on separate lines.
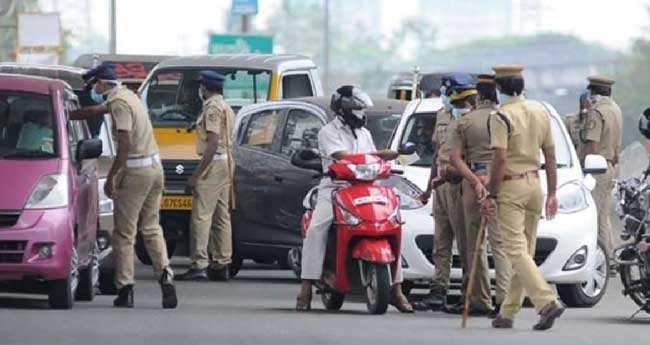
top-left (468, 162), bottom-right (489, 173)
top-left (126, 154), bottom-right (160, 168)
top-left (503, 170), bottom-right (538, 181)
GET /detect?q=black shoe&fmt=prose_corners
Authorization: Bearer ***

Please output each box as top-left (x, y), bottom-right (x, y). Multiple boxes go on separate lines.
top-left (488, 304), bottom-right (501, 319)
top-left (175, 268), bottom-right (209, 281)
top-left (533, 301), bottom-right (565, 331)
top-left (412, 290), bottom-right (446, 311)
top-left (443, 302), bottom-right (464, 314)
top-left (113, 285), bottom-right (134, 308)
top-left (159, 269), bottom-right (178, 309)
top-left (207, 265), bottom-right (230, 281)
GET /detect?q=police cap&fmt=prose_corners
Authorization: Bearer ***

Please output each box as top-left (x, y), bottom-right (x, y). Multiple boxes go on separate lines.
top-left (440, 73), bottom-right (475, 96)
top-left (449, 84), bottom-right (477, 101)
top-left (492, 65), bottom-right (524, 78)
top-left (588, 76), bottom-right (615, 88)
top-left (82, 63), bottom-right (116, 84)
top-left (198, 70), bottom-right (226, 90)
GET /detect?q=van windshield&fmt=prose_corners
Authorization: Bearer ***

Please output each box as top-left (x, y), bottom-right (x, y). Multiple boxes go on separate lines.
top-left (141, 68), bottom-right (271, 127)
top-left (0, 91), bottom-right (57, 159)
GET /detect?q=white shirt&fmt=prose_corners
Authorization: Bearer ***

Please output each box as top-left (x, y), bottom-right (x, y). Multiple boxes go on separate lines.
top-left (318, 117), bottom-right (377, 173)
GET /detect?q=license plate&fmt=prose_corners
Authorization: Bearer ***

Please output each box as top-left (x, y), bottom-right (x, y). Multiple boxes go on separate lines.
top-left (353, 195), bottom-right (388, 206)
top-left (161, 196), bottom-right (193, 210)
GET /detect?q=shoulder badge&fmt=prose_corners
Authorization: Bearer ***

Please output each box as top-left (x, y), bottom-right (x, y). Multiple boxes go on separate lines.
top-left (487, 111), bottom-right (512, 138)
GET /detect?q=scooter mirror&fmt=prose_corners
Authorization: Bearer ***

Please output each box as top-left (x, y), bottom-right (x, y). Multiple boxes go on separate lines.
top-left (398, 142), bottom-right (417, 156)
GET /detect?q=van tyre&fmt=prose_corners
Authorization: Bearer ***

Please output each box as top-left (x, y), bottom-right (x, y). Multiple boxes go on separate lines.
top-left (322, 290), bottom-right (345, 310)
top-left (48, 248), bottom-right (78, 309)
top-left (135, 231), bottom-right (175, 266)
top-left (363, 262), bottom-right (391, 315)
top-left (557, 241), bottom-right (609, 307)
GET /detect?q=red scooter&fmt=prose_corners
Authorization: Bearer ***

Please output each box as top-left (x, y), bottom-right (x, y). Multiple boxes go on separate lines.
top-left (291, 146), bottom-right (413, 314)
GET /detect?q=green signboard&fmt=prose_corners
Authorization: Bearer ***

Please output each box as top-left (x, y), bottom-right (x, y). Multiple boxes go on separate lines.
top-left (208, 34), bottom-right (273, 54)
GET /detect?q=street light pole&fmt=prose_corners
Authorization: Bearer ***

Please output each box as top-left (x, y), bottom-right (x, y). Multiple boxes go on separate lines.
top-left (109, 0), bottom-right (116, 53)
top-left (323, 0), bottom-right (330, 93)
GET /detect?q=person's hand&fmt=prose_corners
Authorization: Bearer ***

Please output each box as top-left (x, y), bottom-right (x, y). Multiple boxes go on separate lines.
top-left (188, 171), bottom-right (200, 189)
top-left (472, 181), bottom-right (488, 201)
top-left (430, 176), bottom-right (445, 190)
top-left (477, 175), bottom-right (488, 186)
top-left (420, 188), bottom-right (432, 204)
top-left (480, 198), bottom-right (496, 219)
top-left (104, 174), bottom-right (116, 199)
top-left (545, 195), bottom-right (558, 220)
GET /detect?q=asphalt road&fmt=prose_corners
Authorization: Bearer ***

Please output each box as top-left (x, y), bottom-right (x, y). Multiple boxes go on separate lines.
top-left (0, 258), bottom-right (648, 345)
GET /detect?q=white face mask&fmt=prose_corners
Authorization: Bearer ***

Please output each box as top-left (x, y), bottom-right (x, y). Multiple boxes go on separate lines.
top-left (452, 108), bottom-right (471, 118)
top-left (199, 87), bottom-right (205, 101)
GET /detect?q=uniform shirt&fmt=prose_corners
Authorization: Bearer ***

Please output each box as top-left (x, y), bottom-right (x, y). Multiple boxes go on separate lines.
top-left (582, 96), bottom-right (623, 164)
top-left (318, 117), bottom-right (376, 173)
top-left (564, 112), bottom-right (585, 161)
top-left (106, 85), bottom-right (159, 158)
top-left (432, 107), bottom-right (456, 168)
top-left (195, 94), bottom-right (235, 156)
top-left (449, 101), bottom-right (495, 165)
top-left (490, 95), bottom-right (554, 175)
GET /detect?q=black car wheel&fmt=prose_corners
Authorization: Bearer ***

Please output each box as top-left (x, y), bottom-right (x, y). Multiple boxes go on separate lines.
top-left (76, 244), bottom-right (98, 301)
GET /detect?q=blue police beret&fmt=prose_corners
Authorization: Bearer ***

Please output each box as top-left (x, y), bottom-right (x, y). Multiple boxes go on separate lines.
top-left (82, 63), bottom-right (116, 83)
top-left (441, 73), bottom-right (475, 96)
top-left (198, 70), bottom-right (226, 90)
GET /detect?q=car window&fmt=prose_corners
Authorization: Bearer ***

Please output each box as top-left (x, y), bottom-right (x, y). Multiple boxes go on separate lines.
top-left (99, 115), bottom-right (115, 157)
top-left (279, 109), bottom-right (323, 158)
top-left (399, 112), bottom-right (436, 167)
top-left (366, 112), bottom-right (401, 149)
top-left (242, 110), bottom-right (280, 150)
top-left (540, 116), bottom-right (572, 168)
top-left (282, 74), bottom-right (313, 98)
top-left (0, 91), bottom-right (58, 159)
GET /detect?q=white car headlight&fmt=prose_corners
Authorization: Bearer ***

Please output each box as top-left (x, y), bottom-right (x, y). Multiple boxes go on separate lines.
top-left (347, 163), bottom-right (380, 181)
top-left (557, 182), bottom-right (589, 214)
top-left (97, 178), bottom-right (114, 215)
top-left (25, 174), bottom-right (69, 209)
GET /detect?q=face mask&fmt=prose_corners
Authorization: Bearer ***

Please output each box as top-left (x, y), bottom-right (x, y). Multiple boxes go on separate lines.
top-left (497, 93), bottom-right (510, 105)
top-left (198, 87), bottom-right (205, 101)
top-left (441, 95), bottom-right (451, 109)
top-left (90, 86), bottom-right (104, 104)
top-left (452, 108), bottom-right (471, 118)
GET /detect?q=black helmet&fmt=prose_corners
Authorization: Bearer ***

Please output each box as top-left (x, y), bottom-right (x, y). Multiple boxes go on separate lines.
top-left (330, 85), bottom-right (373, 130)
top-left (639, 108), bottom-right (650, 140)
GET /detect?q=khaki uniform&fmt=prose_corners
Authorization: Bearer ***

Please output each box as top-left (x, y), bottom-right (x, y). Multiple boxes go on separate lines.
top-left (490, 95), bottom-right (558, 320)
top-left (564, 112), bottom-right (584, 160)
top-left (189, 94), bottom-right (235, 269)
top-left (582, 96), bottom-right (623, 256)
top-left (449, 101), bottom-right (511, 308)
top-left (107, 85), bottom-right (170, 289)
top-left (430, 107), bottom-right (467, 293)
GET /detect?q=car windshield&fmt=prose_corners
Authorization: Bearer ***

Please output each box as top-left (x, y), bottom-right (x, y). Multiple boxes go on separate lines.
top-left (399, 112), bottom-right (436, 167)
top-left (0, 91), bottom-right (57, 159)
top-left (399, 111), bottom-right (572, 169)
top-left (366, 112), bottom-right (401, 149)
top-left (141, 68), bottom-right (272, 127)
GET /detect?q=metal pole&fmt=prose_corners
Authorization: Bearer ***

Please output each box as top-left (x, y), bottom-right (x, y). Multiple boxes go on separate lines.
top-left (109, 0), bottom-right (116, 53)
top-left (323, 0), bottom-right (330, 93)
top-left (241, 15), bottom-right (249, 33)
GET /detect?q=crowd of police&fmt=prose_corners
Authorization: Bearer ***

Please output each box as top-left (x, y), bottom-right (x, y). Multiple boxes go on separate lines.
top-left (69, 61), bottom-right (623, 332)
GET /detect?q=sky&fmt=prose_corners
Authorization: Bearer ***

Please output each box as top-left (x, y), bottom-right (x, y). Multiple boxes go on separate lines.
top-left (39, 0), bottom-right (650, 55)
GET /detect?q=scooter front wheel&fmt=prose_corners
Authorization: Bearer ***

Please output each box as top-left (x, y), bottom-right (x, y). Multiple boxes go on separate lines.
top-left (362, 262), bottom-right (391, 315)
top-left (322, 290), bottom-right (345, 310)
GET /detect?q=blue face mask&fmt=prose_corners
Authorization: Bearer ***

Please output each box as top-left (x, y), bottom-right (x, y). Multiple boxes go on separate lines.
top-left (441, 95), bottom-right (452, 109)
top-left (452, 108), bottom-right (471, 118)
top-left (90, 86), bottom-right (104, 104)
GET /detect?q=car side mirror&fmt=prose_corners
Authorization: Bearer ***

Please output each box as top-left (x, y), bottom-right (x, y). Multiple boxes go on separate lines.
top-left (583, 154), bottom-right (607, 175)
top-left (291, 149), bottom-right (322, 172)
top-left (398, 142), bottom-right (417, 156)
top-left (76, 138), bottom-right (103, 161)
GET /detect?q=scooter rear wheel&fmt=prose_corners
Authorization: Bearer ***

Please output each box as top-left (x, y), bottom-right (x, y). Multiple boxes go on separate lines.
top-left (363, 262), bottom-right (391, 315)
top-left (322, 290), bottom-right (345, 310)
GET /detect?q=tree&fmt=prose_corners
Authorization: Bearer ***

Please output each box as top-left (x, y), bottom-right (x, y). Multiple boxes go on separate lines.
top-left (0, 0), bottom-right (40, 61)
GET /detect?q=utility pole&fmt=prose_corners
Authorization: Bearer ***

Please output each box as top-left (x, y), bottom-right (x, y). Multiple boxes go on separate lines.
top-left (109, 0), bottom-right (116, 53)
top-left (323, 0), bottom-right (330, 93)
top-left (241, 14), bottom-right (249, 33)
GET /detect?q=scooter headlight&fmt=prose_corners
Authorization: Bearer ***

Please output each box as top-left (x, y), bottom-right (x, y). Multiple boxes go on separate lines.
top-left (338, 206), bottom-right (361, 226)
top-left (347, 163), bottom-right (380, 181)
top-left (557, 182), bottom-right (588, 214)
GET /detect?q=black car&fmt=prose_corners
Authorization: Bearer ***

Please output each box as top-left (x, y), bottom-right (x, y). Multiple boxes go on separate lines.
top-left (230, 97), bottom-right (406, 275)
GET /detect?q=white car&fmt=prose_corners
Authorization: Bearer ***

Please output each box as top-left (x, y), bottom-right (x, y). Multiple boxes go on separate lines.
top-left (390, 97), bottom-right (610, 307)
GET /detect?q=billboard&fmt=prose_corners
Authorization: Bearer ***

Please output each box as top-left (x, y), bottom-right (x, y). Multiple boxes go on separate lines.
top-left (208, 34), bottom-right (273, 54)
top-left (16, 13), bottom-right (62, 64)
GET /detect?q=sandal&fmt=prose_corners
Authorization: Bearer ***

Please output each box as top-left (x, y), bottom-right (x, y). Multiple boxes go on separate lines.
top-left (295, 292), bottom-right (312, 312)
top-left (391, 293), bottom-right (414, 314)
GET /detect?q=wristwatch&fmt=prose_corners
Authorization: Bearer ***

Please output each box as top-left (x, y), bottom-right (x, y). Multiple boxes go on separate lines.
top-left (486, 193), bottom-right (498, 200)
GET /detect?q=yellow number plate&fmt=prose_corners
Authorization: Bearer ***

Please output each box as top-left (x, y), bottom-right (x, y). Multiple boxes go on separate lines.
top-left (161, 196), bottom-right (193, 210)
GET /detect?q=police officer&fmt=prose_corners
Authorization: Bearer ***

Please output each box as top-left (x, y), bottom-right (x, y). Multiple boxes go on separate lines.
top-left (449, 74), bottom-right (510, 318)
top-left (581, 76), bottom-right (623, 259)
top-left (564, 91), bottom-right (591, 159)
top-left (177, 71), bottom-right (235, 281)
top-left (481, 65), bottom-right (563, 330)
top-left (71, 63), bottom-right (177, 309)
top-left (414, 74), bottom-right (472, 311)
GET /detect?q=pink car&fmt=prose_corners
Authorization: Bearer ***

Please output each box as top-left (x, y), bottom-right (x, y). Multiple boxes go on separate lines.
top-left (0, 73), bottom-right (102, 309)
